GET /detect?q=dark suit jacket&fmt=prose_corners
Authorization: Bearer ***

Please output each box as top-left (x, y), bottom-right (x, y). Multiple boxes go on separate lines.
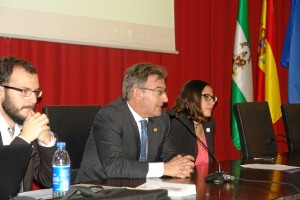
top-left (165, 113), bottom-right (215, 163)
top-left (76, 97), bottom-right (174, 182)
top-left (0, 135), bottom-right (55, 191)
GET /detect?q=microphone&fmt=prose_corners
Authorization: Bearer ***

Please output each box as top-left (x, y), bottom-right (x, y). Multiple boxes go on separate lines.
top-left (265, 135), bottom-right (300, 146)
top-left (166, 108), bottom-right (233, 184)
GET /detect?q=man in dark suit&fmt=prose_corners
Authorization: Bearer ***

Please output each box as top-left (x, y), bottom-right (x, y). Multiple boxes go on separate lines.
top-left (76, 63), bottom-right (195, 182)
top-left (0, 56), bottom-right (56, 191)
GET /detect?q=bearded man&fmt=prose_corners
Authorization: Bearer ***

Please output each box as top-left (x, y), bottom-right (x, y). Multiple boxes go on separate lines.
top-left (0, 56), bottom-right (56, 192)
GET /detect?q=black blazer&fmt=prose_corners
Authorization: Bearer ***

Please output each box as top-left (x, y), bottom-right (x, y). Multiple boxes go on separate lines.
top-left (166, 113), bottom-right (215, 163)
top-left (0, 134), bottom-right (55, 191)
top-left (76, 97), bottom-right (174, 182)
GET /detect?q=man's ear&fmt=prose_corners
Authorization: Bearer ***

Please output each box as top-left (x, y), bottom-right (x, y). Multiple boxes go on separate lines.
top-left (132, 87), bottom-right (143, 100)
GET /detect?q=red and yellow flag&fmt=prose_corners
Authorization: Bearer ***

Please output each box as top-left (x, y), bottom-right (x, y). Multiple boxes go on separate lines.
top-left (257, 0), bottom-right (281, 123)
top-left (257, 2), bottom-right (283, 196)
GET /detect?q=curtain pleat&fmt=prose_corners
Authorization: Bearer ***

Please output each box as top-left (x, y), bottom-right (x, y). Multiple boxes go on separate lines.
top-left (0, 0), bottom-right (290, 160)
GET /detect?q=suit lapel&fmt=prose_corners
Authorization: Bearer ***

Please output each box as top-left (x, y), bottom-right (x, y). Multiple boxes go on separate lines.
top-left (179, 113), bottom-right (195, 135)
top-left (147, 118), bottom-right (160, 161)
top-left (120, 102), bottom-right (141, 160)
top-left (178, 113), bottom-right (198, 154)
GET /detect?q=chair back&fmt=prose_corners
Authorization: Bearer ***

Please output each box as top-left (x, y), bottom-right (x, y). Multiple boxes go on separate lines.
top-left (233, 102), bottom-right (278, 158)
top-left (281, 104), bottom-right (300, 152)
top-left (42, 105), bottom-right (101, 170)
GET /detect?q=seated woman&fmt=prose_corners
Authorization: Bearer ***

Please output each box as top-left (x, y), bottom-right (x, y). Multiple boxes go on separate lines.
top-left (168, 80), bottom-right (217, 164)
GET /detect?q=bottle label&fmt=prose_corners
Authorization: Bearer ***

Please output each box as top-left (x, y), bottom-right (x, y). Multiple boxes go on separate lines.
top-left (52, 165), bottom-right (70, 192)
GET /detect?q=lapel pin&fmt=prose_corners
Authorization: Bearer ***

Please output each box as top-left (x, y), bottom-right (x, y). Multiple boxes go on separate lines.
top-left (153, 128), bottom-right (158, 133)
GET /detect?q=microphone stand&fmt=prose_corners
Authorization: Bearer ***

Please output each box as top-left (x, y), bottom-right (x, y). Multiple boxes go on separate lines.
top-left (265, 135), bottom-right (300, 146)
top-left (166, 109), bottom-right (232, 184)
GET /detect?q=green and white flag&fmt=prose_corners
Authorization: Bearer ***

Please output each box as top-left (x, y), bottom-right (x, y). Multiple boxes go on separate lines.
top-left (231, 0), bottom-right (253, 150)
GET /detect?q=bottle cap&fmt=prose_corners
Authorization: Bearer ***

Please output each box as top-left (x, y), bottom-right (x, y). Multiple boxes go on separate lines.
top-left (56, 142), bottom-right (66, 148)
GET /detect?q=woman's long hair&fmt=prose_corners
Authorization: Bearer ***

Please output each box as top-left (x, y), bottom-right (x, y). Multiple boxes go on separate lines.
top-left (173, 80), bottom-right (210, 123)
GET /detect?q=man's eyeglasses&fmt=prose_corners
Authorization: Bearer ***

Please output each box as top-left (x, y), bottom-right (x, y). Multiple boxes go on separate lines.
top-left (202, 94), bottom-right (217, 103)
top-left (1, 85), bottom-right (43, 98)
top-left (139, 87), bottom-right (167, 96)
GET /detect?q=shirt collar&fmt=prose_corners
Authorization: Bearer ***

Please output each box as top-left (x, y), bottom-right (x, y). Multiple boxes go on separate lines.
top-left (127, 102), bottom-right (148, 123)
top-left (0, 113), bottom-right (23, 144)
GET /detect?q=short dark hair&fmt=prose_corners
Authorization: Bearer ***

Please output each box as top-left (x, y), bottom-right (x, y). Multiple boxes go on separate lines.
top-left (173, 80), bottom-right (210, 122)
top-left (122, 63), bottom-right (167, 100)
top-left (0, 56), bottom-right (37, 84)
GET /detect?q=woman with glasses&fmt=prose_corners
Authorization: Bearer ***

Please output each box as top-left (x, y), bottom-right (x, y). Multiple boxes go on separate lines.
top-left (167, 80), bottom-right (217, 165)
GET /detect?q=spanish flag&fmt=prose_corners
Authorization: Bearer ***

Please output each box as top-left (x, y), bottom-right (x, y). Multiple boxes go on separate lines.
top-left (258, 2), bottom-right (282, 196)
top-left (257, 0), bottom-right (281, 123)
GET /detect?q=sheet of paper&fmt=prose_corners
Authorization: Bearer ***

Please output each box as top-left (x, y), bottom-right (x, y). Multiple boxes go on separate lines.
top-left (241, 164), bottom-right (300, 171)
top-left (17, 188), bottom-right (52, 199)
top-left (136, 178), bottom-right (196, 198)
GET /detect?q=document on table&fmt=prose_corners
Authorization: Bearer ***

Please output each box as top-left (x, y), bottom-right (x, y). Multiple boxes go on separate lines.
top-left (241, 164), bottom-right (300, 171)
top-left (136, 178), bottom-right (196, 198)
top-left (17, 181), bottom-right (196, 199)
top-left (17, 188), bottom-right (52, 199)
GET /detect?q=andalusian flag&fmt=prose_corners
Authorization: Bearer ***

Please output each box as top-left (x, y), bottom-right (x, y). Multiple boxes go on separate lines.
top-left (231, 0), bottom-right (253, 150)
top-left (257, 0), bottom-right (281, 123)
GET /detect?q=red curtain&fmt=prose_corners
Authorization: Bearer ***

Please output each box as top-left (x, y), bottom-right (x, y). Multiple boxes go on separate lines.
top-left (0, 0), bottom-right (290, 160)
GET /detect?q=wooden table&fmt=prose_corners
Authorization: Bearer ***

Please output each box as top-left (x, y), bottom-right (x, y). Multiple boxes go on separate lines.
top-left (88, 152), bottom-right (300, 199)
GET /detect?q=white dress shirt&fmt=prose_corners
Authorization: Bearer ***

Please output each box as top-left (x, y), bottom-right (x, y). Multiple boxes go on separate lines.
top-left (127, 103), bottom-right (164, 177)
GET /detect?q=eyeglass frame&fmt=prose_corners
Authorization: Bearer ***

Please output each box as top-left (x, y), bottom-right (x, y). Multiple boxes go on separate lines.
top-left (1, 84), bottom-right (43, 98)
top-left (202, 94), bottom-right (217, 103)
top-left (139, 87), bottom-right (167, 96)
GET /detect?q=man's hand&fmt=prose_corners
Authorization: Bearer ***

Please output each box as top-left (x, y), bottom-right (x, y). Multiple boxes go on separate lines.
top-left (164, 155), bottom-right (195, 178)
top-left (20, 111), bottom-right (51, 144)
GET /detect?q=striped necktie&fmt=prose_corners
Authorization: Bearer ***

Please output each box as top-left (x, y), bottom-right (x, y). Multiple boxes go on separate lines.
top-left (139, 120), bottom-right (148, 161)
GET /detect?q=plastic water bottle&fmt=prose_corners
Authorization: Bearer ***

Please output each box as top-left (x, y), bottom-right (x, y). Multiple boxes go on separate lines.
top-left (52, 142), bottom-right (71, 199)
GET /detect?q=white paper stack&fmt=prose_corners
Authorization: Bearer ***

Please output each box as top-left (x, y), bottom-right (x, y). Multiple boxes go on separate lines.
top-left (136, 178), bottom-right (196, 199)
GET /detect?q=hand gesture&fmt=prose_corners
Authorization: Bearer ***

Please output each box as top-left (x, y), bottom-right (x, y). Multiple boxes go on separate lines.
top-left (20, 111), bottom-right (51, 143)
top-left (164, 155), bottom-right (195, 178)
